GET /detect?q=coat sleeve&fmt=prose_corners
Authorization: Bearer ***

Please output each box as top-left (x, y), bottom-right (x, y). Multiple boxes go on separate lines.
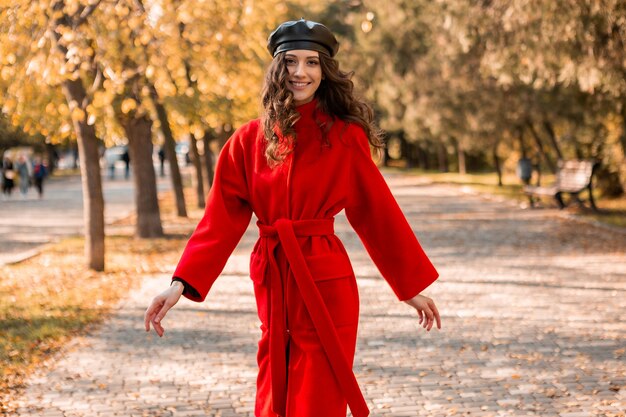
top-left (344, 125), bottom-right (438, 301)
top-left (172, 125), bottom-right (253, 302)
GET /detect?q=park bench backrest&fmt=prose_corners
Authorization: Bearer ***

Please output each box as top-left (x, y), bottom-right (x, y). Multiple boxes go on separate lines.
top-left (555, 160), bottom-right (595, 193)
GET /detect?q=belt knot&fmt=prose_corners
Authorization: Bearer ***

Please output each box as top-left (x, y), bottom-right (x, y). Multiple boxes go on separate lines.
top-left (257, 218), bottom-right (334, 238)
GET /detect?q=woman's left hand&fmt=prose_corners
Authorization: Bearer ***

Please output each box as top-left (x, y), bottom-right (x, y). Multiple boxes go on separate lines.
top-left (404, 294), bottom-right (441, 331)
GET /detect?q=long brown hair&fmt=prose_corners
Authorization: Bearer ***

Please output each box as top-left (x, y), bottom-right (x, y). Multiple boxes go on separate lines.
top-left (261, 51), bottom-right (383, 164)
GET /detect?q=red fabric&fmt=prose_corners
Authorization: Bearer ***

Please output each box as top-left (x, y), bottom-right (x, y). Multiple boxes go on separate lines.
top-left (173, 99), bottom-right (439, 417)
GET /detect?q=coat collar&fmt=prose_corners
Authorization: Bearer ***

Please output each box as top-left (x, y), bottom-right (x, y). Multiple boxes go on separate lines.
top-left (295, 98), bottom-right (319, 122)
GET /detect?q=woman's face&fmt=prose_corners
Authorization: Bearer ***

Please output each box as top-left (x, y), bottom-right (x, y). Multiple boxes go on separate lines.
top-left (284, 50), bottom-right (322, 106)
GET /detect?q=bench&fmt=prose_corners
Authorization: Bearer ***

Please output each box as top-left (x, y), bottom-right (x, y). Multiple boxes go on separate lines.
top-left (524, 159), bottom-right (598, 211)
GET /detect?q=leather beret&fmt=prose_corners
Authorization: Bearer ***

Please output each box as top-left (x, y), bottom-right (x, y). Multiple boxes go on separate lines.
top-left (267, 19), bottom-right (339, 57)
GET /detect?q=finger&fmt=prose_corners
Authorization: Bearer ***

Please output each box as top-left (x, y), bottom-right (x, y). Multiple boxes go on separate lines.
top-left (144, 310), bottom-right (151, 332)
top-left (154, 300), bottom-right (173, 325)
top-left (144, 302), bottom-right (161, 332)
top-left (417, 309), bottom-right (424, 324)
top-left (152, 317), bottom-right (164, 337)
top-left (153, 300), bottom-right (175, 337)
top-left (430, 301), bottom-right (442, 329)
top-left (422, 306), bottom-right (430, 330)
top-left (424, 307), bottom-right (435, 331)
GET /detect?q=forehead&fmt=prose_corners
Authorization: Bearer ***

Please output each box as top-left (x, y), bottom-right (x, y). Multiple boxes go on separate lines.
top-left (285, 49), bottom-right (320, 59)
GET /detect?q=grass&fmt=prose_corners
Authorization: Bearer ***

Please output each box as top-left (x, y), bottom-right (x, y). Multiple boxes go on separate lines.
top-left (49, 168), bottom-right (81, 177)
top-left (385, 167), bottom-right (626, 228)
top-left (0, 189), bottom-right (203, 414)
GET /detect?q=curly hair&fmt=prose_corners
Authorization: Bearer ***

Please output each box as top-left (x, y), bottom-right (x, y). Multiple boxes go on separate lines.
top-left (261, 51), bottom-right (383, 165)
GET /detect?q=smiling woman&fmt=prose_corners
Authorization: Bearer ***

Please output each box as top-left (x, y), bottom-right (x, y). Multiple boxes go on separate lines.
top-left (144, 18), bottom-right (441, 417)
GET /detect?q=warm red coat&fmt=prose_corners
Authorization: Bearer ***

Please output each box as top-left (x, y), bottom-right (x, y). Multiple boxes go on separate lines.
top-left (173, 99), bottom-right (438, 417)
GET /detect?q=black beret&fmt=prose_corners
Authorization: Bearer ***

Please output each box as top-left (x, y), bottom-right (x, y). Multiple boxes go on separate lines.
top-left (267, 19), bottom-right (339, 58)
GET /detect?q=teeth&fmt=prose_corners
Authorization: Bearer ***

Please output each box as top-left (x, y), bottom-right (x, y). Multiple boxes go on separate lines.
top-left (292, 82), bottom-right (308, 87)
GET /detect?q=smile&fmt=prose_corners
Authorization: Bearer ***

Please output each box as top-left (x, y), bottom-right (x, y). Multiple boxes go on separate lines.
top-left (290, 81), bottom-right (310, 88)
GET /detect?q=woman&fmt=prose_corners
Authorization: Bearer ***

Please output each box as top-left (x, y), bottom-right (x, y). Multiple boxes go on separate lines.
top-left (144, 19), bottom-right (441, 417)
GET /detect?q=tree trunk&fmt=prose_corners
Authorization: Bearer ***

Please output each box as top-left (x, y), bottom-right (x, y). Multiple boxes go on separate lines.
top-left (45, 143), bottom-right (57, 175)
top-left (72, 142), bottom-right (79, 169)
top-left (148, 83), bottom-right (187, 217)
top-left (574, 141), bottom-right (584, 159)
top-left (526, 120), bottom-right (557, 173)
top-left (121, 115), bottom-right (164, 238)
top-left (61, 79), bottom-right (105, 271)
top-left (621, 103), bottom-right (626, 157)
top-left (406, 142), bottom-right (418, 169)
top-left (50, 1), bottom-right (105, 270)
top-left (542, 120), bottom-right (563, 160)
top-left (456, 140), bottom-right (467, 174)
top-left (382, 140), bottom-right (391, 167)
top-left (493, 140), bottom-right (503, 186)
top-left (619, 103), bottom-right (626, 193)
top-left (417, 143), bottom-right (428, 169)
top-left (188, 134), bottom-right (205, 208)
top-left (202, 130), bottom-right (215, 189)
top-left (437, 142), bottom-right (448, 172)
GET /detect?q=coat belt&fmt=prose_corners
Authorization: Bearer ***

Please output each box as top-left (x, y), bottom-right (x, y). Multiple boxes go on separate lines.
top-left (256, 218), bottom-right (369, 417)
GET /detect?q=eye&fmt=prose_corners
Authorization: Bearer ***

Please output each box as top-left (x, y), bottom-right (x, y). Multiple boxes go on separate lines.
top-left (307, 59), bottom-right (320, 66)
top-left (285, 58), bottom-right (296, 65)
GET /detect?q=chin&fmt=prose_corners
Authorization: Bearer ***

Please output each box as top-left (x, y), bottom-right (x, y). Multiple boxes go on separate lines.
top-left (291, 92), bottom-right (313, 103)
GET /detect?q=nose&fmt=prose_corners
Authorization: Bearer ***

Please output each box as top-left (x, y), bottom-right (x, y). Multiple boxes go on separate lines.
top-left (293, 62), bottom-right (305, 77)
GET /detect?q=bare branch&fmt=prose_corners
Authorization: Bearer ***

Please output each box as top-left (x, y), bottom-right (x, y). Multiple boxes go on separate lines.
top-left (74, 0), bottom-right (104, 27)
top-left (133, 0), bottom-right (146, 13)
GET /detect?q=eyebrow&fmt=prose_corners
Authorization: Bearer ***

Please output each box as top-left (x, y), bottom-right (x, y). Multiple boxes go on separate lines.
top-left (285, 54), bottom-right (320, 59)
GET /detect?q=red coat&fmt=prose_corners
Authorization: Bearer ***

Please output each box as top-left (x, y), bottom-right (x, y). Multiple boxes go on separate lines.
top-left (173, 99), bottom-right (438, 417)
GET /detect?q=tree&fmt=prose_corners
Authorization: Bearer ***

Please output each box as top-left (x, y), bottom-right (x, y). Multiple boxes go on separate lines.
top-left (0, 0), bottom-right (108, 270)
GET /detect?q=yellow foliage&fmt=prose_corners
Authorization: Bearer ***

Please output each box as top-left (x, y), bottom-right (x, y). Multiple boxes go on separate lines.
top-left (1, 0), bottom-right (298, 146)
top-left (71, 107), bottom-right (86, 122)
top-left (121, 98), bottom-right (138, 114)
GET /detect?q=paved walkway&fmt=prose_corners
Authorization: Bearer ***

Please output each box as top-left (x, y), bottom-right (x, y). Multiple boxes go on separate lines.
top-left (12, 173), bottom-right (626, 417)
top-left (0, 171), bottom-right (170, 265)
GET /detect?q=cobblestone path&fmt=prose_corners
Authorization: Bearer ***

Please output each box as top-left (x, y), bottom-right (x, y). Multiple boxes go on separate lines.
top-left (14, 174), bottom-right (626, 417)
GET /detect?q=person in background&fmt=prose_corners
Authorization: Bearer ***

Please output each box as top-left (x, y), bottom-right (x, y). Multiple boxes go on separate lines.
top-left (121, 147), bottom-right (130, 179)
top-left (158, 146), bottom-right (166, 177)
top-left (32, 156), bottom-right (48, 199)
top-left (16, 154), bottom-right (32, 197)
top-left (2, 156), bottom-right (15, 197)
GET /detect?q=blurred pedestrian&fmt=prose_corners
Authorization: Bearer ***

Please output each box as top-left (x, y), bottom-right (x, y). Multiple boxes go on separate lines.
top-left (32, 157), bottom-right (48, 198)
top-left (121, 147), bottom-right (130, 179)
top-left (105, 147), bottom-right (118, 179)
top-left (2, 156), bottom-right (15, 197)
top-left (158, 146), bottom-right (166, 177)
top-left (16, 154), bottom-right (32, 197)
top-left (144, 19), bottom-right (441, 417)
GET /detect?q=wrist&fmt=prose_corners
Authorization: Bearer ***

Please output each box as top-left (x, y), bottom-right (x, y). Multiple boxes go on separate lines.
top-left (170, 281), bottom-right (184, 292)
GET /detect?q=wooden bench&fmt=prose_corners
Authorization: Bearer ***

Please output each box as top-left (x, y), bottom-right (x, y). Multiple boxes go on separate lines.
top-left (524, 160), bottom-right (598, 211)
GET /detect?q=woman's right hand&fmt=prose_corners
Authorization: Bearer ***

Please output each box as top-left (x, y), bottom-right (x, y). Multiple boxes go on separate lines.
top-left (144, 281), bottom-right (184, 337)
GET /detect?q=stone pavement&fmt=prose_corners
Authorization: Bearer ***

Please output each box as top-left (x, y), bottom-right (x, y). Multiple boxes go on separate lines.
top-left (12, 173), bottom-right (626, 417)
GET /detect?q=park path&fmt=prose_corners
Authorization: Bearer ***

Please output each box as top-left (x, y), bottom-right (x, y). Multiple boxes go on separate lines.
top-left (11, 173), bottom-right (626, 417)
top-left (0, 172), bottom-right (170, 266)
